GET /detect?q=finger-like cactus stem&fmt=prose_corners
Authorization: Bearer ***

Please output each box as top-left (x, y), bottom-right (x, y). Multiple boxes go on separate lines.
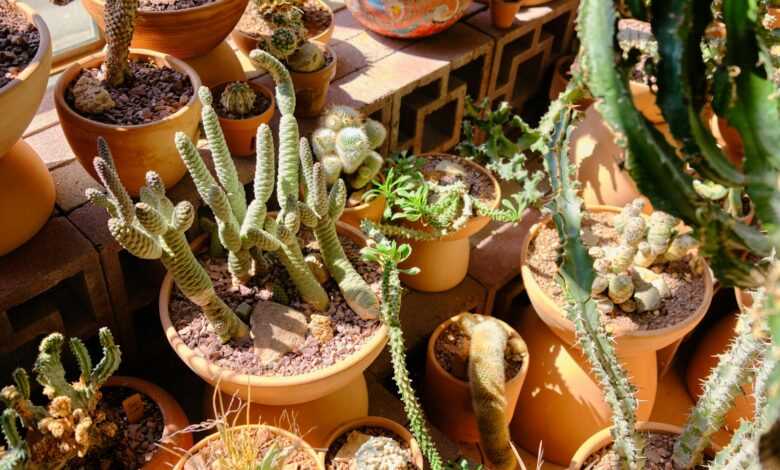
top-left (351, 151), bottom-right (384, 189)
top-left (0, 409), bottom-right (29, 469)
top-left (249, 50), bottom-right (295, 115)
top-left (103, 0), bottom-right (138, 87)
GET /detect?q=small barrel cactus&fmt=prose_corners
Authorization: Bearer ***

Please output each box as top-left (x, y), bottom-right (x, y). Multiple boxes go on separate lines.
top-left (311, 106), bottom-right (388, 190)
top-left (219, 81), bottom-right (256, 116)
top-left (287, 42), bottom-right (326, 73)
top-left (258, 2), bottom-right (325, 73)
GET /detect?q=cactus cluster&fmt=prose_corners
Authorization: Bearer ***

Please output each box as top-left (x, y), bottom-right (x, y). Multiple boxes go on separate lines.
top-left (256, 1), bottom-right (326, 73)
top-left (354, 436), bottom-right (410, 470)
top-left (0, 328), bottom-right (121, 469)
top-left (311, 106), bottom-right (387, 191)
top-left (219, 82), bottom-right (257, 117)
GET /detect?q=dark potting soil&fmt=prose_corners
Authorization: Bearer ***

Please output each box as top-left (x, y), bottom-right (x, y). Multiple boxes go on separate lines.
top-left (237, 0), bottom-right (332, 39)
top-left (422, 154), bottom-right (496, 202)
top-left (434, 323), bottom-right (525, 381)
top-left (170, 230), bottom-right (383, 377)
top-left (213, 83), bottom-right (272, 120)
top-left (583, 432), bottom-right (709, 470)
top-left (187, 426), bottom-right (318, 468)
top-left (526, 211), bottom-right (706, 333)
top-left (66, 60), bottom-right (193, 125)
top-left (139, 0), bottom-right (214, 12)
top-left (65, 387), bottom-right (164, 469)
top-left (0, 0), bottom-right (40, 89)
top-left (325, 426), bottom-right (418, 470)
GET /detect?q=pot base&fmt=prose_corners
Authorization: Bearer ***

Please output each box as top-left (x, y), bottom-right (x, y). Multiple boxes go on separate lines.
top-left (400, 236), bottom-right (471, 292)
top-left (0, 140), bottom-right (55, 255)
top-left (183, 41), bottom-right (246, 88)
top-left (202, 374), bottom-right (369, 448)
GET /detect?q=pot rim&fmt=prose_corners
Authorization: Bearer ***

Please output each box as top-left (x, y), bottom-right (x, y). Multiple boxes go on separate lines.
top-left (0, 2), bottom-right (51, 96)
top-left (322, 416), bottom-right (425, 469)
top-left (158, 221), bottom-right (389, 389)
top-left (173, 424), bottom-right (322, 470)
top-left (54, 48), bottom-right (202, 131)
top-left (234, 0), bottom-right (334, 42)
top-left (86, 0), bottom-right (245, 17)
top-left (211, 80), bottom-right (275, 124)
top-left (426, 312), bottom-right (529, 388)
top-left (520, 204), bottom-right (715, 340)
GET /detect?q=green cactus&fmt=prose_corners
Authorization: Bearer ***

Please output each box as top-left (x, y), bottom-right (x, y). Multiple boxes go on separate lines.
top-left (0, 409), bottom-right (28, 470)
top-left (287, 42), bottom-right (325, 73)
top-left (219, 82), bottom-right (257, 116)
top-left (255, 2), bottom-right (325, 73)
top-left (354, 436), bottom-right (410, 469)
top-left (87, 138), bottom-right (249, 342)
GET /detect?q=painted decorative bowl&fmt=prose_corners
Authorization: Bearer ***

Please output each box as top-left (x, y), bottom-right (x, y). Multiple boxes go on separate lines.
top-left (344, 0), bottom-right (472, 38)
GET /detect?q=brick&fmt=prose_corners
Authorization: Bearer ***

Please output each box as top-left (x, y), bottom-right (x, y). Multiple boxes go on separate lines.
top-left (331, 32), bottom-right (408, 81)
top-left (25, 124), bottom-right (75, 170)
top-left (331, 7), bottom-right (367, 42)
top-left (50, 159), bottom-right (99, 213)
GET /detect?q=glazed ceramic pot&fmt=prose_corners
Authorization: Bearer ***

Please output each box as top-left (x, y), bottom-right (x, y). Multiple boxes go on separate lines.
top-left (213, 81), bottom-right (275, 157)
top-left (569, 422), bottom-right (719, 469)
top-left (0, 140), bottom-right (55, 255)
top-left (322, 417), bottom-right (425, 468)
top-left (424, 313), bottom-right (529, 443)
top-left (54, 49), bottom-right (202, 197)
top-left (398, 154), bottom-right (501, 292)
top-left (106, 376), bottom-right (192, 470)
top-left (159, 222), bottom-right (388, 406)
top-left (344, 0), bottom-right (472, 38)
top-left (0, 2), bottom-right (52, 158)
top-left (173, 424), bottom-right (323, 470)
top-left (340, 194), bottom-right (386, 229)
top-left (289, 44), bottom-right (338, 118)
top-left (490, 0), bottom-right (522, 29)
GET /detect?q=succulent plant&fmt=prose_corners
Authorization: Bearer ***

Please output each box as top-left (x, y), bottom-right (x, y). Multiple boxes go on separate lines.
top-left (0, 328), bottom-right (121, 470)
top-left (354, 436), bottom-right (410, 470)
top-left (257, 2), bottom-right (326, 73)
top-left (219, 82), bottom-right (256, 116)
top-left (286, 42), bottom-right (326, 73)
top-left (71, 74), bottom-right (116, 115)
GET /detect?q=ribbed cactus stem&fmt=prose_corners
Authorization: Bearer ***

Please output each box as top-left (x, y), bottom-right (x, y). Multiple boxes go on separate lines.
top-left (249, 50), bottom-right (295, 115)
top-left (0, 409), bottom-right (28, 469)
top-left (103, 0), bottom-right (138, 86)
top-left (69, 337), bottom-right (93, 383)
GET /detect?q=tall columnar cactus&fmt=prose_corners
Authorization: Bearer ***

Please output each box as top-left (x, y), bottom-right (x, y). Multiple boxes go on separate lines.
top-left (0, 328), bottom-right (121, 470)
top-left (103, 0), bottom-right (138, 86)
top-left (87, 139), bottom-right (249, 342)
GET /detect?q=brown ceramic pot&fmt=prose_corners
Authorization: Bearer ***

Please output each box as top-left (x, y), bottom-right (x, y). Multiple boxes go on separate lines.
top-left (213, 81), bottom-right (275, 157)
top-left (81, 0), bottom-right (248, 59)
top-left (322, 416), bottom-right (425, 468)
top-left (54, 49), bottom-right (202, 197)
top-left (0, 2), bottom-right (52, 158)
top-left (340, 193), bottom-right (386, 229)
top-left (106, 376), bottom-right (192, 470)
top-left (289, 44), bottom-right (338, 118)
top-left (398, 154), bottom-right (501, 292)
top-left (424, 313), bottom-right (529, 443)
top-left (490, 0), bottom-right (523, 29)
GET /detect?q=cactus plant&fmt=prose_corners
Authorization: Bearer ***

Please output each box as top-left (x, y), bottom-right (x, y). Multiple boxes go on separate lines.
top-left (219, 82), bottom-right (257, 117)
top-left (0, 328), bottom-right (121, 469)
top-left (255, 2), bottom-right (326, 73)
top-left (354, 436), bottom-right (410, 470)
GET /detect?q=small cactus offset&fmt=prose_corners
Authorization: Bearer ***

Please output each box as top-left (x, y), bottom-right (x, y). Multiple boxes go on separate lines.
top-left (219, 82), bottom-right (257, 116)
top-left (256, 2), bottom-right (326, 73)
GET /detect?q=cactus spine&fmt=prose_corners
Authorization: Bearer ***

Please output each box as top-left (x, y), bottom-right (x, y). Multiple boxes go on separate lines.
top-left (88, 139), bottom-right (249, 342)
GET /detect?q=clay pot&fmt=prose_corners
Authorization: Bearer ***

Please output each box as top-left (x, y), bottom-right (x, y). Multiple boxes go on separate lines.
top-left (173, 424), bottom-right (323, 470)
top-left (630, 80), bottom-right (664, 125)
top-left (569, 422), bottom-right (719, 469)
top-left (322, 416), bottom-right (425, 468)
top-left (159, 222), bottom-right (388, 406)
top-left (184, 41), bottom-right (247, 88)
top-left (766, 7), bottom-right (780, 30)
top-left (81, 0), bottom-right (248, 59)
top-left (105, 376), bottom-right (192, 470)
top-left (549, 55), bottom-right (573, 101)
top-left (399, 154), bottom-right (501, 292)
top-left (344, 0), bottom-right (472, 38)
top-left (54, 49), bottom-right (202, 197)
top-left (213, 81), bottom-right (275, 157)
top-left (424, 313), bottom-right (529, 443)
top-left (231, 0), bottom-right (335, 57)
top-left (510, 309), bottom-right (656, 466)
top-left (490, 0), bottom-right (523, 29)
top-left (340, 193), bottom-right (386, 229)
top-left (0, 2), bottom-right (52, 158)
top-left (0, 140), bottom-right (55, 255)
top-left (289, 44), bottom-right (338, 118)
top-left (717, 117), bottom-right (744, 167)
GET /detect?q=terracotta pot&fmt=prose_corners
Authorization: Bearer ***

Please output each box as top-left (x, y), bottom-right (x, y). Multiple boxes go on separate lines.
top-left (289, 44), bottom-right (338, 118)
top-left (766, 6), bottom-right (780, 30)
top-left (159, 222), bottom-right (388, 406)
top-left (344, 0), bottom-right (472, 38)
top-left (510, 309), bottom-right (656, 466)
top-left (399, 154), bottom-right (501, 292)
top-left (630, 80), bottom-right (664, 125)
top-left (340, 193), bottom-right (386, 229)
top-left (549, 55), bottom-right (573, 101)
top-left (81, 0), bottom-right (248, 59)
top-left (213, 81), bottom-right (275, 157)
top-left (105, 376), bottom-right (192, 470)
top-left (0, 2), bottom-right (52, 158)
top-left (570, 106), bottom-right (646, 210)
top-left (424, 313), bottom-right (529, 443)
top-left (0, 140), bottom-right (55, 255)
top-left (54, 49), bottom-right (202, 197)
top-left (520, 205), bottom-right (714, 355)
top-left (173, 424), bottom-right (323, 470)
top-left (490, 0), bottom-right (522, 29)
top-left (570, 422), bottom-right (719, 469)
top-left (322, 416), bottom-right (425, 468)
top-left (717, 117), bottom-right (744, 167)
top-left (183, 40), bottom-right (247, 88)
top-left (231, 0), bottom-right (335, 57)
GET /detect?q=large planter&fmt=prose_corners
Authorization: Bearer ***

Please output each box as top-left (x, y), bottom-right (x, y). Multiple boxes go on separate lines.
top-left (322, 416), bottom-right (424, 468)
top-left (0, 140), bottom-right (55, 255)
top-left (289, 44), bottom-right (338, 118)
top-left (105, 376), bottom-right (192, 470)
top-left (213, 81), bottom-right (275, 157)
top-left (159, 222), bottom-right (388, 406)
top-left (344, 0), bottom-right (472, 38)
top-left (424, 313), bottom-right (528, 443)
top-left (173, 424), bottom-right (322, 470)
top-left (54, 49), bottom-right (202, 197)
top-left (399, 154), bottom-right (501, 292)
top-left (0, 2), bottom-right (52, 158)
